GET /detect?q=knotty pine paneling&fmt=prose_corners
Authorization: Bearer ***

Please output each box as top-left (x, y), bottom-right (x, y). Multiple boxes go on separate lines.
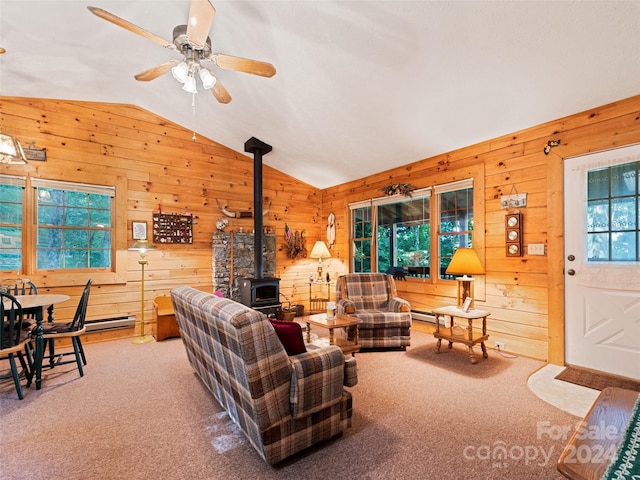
top-left (0, 96), bottom-right (324, 340)
top-left (322, 94), bottom-right (640, 363)
top-left (3, 94), bottom-right (640, 359)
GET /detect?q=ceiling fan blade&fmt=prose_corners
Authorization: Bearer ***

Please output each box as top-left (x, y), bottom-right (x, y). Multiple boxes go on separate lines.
top-left (134, 60), bottom-right (179, 82)
top-left (87, 6), bottom-right (176, 51)
top-left (186, 0), bottom-right (216, 48)
top-left (211, 54), bottom-right (276, 78)
top-left (212, 82), bottom-right (232, 104)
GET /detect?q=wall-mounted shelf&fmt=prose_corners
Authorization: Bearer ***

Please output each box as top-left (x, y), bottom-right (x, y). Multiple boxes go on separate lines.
top-left (153, 213), bottom-right (193, 244)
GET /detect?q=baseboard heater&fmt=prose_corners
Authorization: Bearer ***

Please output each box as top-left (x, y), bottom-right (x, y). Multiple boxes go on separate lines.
top-left (85, 315), bottom-right (136, 333)
top-left (411, 310), bottom-right (436, 324)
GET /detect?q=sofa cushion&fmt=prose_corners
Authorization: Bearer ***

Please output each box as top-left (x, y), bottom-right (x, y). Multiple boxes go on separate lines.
top-left (269, 319), bottom-right (307, 356)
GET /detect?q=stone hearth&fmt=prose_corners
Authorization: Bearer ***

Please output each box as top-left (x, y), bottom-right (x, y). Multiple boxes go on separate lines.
top-left (212, 232), bottom-right (276, 303)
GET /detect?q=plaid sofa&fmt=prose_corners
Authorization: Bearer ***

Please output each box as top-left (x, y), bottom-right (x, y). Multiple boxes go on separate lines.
top-left (170, 286), bottom-right (357, 465)
top-left (336, 273), bottom-right (411, 349)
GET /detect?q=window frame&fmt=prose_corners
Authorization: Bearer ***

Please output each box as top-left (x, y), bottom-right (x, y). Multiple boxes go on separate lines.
top-left (348, 166), bottom-right (485, 301)
top-left (0, 174), bottom-right (127, 287)
top-left (586, 162), bottom-right (640, 262)
top-left (31, 178), bottom-right (116, 271)
top-left (0, 175), bottom-right (27, 272)
top-left (374, 187), bottom-right (432, 276)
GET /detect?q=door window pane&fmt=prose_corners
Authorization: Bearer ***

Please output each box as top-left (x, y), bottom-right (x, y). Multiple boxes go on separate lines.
top-left (611, 231), bottom-right (636, 261)
top-left (587, 162), bottom-right (640, 261)
top-left (587, 232), bottom-right (610, 261)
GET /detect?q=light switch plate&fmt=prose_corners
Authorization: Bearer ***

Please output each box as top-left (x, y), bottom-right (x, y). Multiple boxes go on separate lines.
top-left (528, 243), bottom-right (545, 255)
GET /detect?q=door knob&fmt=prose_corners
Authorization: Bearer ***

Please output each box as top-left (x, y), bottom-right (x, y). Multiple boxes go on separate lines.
top-left (567, 269), bottom-right (575, 276)
top-left (567, 255), bottom-right (575, 261)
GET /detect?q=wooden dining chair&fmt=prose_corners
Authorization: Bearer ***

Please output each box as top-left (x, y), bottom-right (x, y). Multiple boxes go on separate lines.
top-left (0, 292), bottom-right (33, 400)
top-left (37, 279), bottom-right (91, 378)
top-left (2, 279), bottom-right (38, 296)
top-left (3, 279), bottom-right (39, 331)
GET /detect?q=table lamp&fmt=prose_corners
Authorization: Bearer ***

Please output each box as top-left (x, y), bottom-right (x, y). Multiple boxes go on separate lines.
top-left (309, 241), bottom-right (331, 280)
top-left (129, 239), bottom-right (157, 344)
top-left (445, 248), bottom-right (485, 308)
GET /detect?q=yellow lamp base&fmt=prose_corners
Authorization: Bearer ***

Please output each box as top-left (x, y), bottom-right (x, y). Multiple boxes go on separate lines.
top-left (132, 335), bottom-right (153, 344)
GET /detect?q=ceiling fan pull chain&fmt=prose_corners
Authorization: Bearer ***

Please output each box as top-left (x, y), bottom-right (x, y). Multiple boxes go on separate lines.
top-left (191, 93), bottom-right (197, 142)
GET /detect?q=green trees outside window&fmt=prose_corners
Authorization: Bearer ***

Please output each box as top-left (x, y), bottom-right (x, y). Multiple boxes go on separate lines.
top-left (0, 176), bottom-right (114, 272)
top-left (36, 187), bottom-right (113, 269)
top-left (352, 207), bottom-right (372, 273)
top-left (0, 181), bottom-right (24, 271)
top-left (350, 181), bottom-right (473, 277)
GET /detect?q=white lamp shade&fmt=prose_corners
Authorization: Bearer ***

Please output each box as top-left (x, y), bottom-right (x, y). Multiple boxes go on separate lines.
top-left (182, 75), bottom-right (198, 94)
top-left (309, 241), bottom-right (331, 259)
top-left (171, 62), bottom-right (189, 83)
top-left (199, 68), bottom-right (217, 89)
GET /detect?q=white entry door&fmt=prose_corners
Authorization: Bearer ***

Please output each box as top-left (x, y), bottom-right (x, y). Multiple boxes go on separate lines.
top-left (564, 143), bottom-right (640, 380)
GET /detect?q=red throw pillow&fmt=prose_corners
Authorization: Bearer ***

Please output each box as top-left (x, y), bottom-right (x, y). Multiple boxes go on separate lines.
top-left (269, 319), bottom-right (307, 356)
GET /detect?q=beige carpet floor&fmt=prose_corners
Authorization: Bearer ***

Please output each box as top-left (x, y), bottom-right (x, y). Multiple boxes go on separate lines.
top-left (1, 330), bottom-right (580, 479)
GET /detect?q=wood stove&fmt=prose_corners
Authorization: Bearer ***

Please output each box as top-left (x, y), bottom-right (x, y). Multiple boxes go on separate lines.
top-left (239, 277), bottom-right (281, 316)
top-left (237, 137), bottom-right (281, 316)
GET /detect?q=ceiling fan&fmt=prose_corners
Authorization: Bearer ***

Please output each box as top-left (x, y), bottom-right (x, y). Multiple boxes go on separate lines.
top-left (88, 0), bottom-right (276, 104)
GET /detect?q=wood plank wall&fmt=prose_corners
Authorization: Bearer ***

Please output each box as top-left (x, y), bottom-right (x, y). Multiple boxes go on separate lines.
top-left (2, 95), bottom-right (640, 362)
top-left (322, 94), bottom-right (640, 362)
top-left (0, 96), bottom-right (325, 340)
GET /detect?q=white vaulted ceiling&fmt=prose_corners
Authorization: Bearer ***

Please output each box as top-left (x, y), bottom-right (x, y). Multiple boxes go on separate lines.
top-left (1, 1), bottom-right (639, 188)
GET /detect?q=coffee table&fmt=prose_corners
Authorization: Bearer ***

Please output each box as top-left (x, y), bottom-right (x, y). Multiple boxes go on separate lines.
top-left (303, 313), bottom-right (360, 356)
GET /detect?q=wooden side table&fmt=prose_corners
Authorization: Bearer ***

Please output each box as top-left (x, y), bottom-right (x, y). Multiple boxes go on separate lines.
top-left (153, 296), bottom-right (180, 341)
top-left (303, 313), bottom-right (360, 356)
top-left (308, 281), bottom-right (332, 314)
top-left (432, 306), bottom-right (490, 364)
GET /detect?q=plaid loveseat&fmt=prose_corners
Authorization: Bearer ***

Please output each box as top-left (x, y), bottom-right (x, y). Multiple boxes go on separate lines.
top-left (171, 286), bottom-right (357, 465)
top-left (336, 273), bottom-right (411, 349)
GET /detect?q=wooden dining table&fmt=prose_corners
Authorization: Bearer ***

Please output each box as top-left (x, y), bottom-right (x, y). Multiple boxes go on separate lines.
top-left (11, 294), bottom-right (71, 390)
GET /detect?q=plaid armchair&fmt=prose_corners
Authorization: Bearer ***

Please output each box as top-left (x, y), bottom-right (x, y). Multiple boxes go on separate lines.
top-left (171, 286), bottom-right (356, 465)
top-left (337, 273), bottom-right (411, 349)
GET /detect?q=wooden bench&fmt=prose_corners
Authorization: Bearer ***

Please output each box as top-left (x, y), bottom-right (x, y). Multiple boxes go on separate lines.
top-left (557, 387), bottom-right (639, 480)
top-left (153, 296), bottom-right (180, 342)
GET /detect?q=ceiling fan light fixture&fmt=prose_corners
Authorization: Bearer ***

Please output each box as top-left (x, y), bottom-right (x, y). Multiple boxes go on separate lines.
top-left (182, 75), bottom-right (198, 94)
top-left (171, 61), bottom-right (189, 83)
top-left (199, 68), bottom-right (217, 89)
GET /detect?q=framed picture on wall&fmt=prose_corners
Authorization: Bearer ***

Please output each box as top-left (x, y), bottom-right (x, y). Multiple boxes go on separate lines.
top-left (132, 221), bottom-right (147, 240)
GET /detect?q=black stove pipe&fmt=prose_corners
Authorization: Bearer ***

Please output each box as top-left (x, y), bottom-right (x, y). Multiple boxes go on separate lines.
top-left (244, 137), bottom-right (272, 279)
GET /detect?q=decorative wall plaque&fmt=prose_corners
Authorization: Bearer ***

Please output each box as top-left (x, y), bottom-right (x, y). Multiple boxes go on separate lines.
top-left (23, 148), bottom-right (47, 162)
top-left (505, 213), bottom-right (523, 257)
top-left (152, 213), bottom-right (193, 244)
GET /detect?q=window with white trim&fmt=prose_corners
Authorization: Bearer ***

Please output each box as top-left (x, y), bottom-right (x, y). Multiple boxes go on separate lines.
top-left (32, 179), bottom-right (115, 269)
top-left (349, 179), bottom-right (473, 278)
top-left (0, 176), bottom-right (115, 272)
top-left (0, 175), bottom-right (25, 271)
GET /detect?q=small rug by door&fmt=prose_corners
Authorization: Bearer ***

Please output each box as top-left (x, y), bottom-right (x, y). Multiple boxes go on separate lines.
top-left (555, 365), bottom-right (640, 392)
